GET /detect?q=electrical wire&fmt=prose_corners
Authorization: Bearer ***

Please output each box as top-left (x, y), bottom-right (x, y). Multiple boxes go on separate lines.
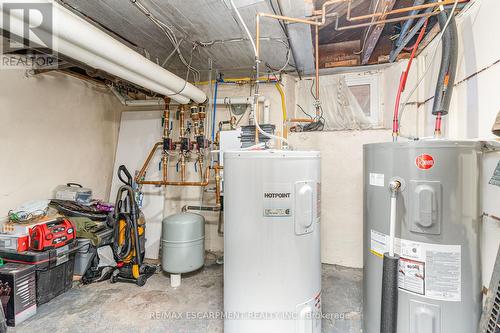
top-left (297, 104), bottom-right (313, 119)
top-left (398, 0), bottom-right (460, 131)
top-left (130, 0), bottom-right (201, 83)
top-left (229, 0), bottom-right (257, 56)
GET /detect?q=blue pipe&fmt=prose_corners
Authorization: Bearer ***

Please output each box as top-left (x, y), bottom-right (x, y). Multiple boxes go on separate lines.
top-left (211, 80), bottom-right (219, 142)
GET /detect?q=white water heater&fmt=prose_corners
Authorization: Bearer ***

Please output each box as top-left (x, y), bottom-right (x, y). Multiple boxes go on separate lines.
top-left (224, 150), bottom-right (322, 333)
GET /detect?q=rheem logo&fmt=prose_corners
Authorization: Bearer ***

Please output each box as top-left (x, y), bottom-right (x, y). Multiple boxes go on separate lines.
top-left (415, 154), bottom-right (434, 170)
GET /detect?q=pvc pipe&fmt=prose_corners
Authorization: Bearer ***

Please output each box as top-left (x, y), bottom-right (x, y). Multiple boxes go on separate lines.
top-left (3, 0), bottom-right (205, 104)
top-left (8, 14), bottom-right (191, 105)
top-left (388, 180), bottom-right (401, 257)
top-left (170, 274), bottom-right (181, 288)
top-left (212, 81), bottom-right (219, 142)
top-left (389, 195), bottom-right (397, 257)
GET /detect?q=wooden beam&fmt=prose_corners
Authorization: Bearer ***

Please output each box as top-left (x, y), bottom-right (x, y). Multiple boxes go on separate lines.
top-left (319, 40), bottom-right (361, 68)
top-left (360, 0), bottom-right (396, 64)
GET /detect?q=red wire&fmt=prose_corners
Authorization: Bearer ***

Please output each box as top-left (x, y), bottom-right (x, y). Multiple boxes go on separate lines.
top-left (392, 19), bottom-right (429, 138)
top-left (435, 111), bottom-right (442, 134)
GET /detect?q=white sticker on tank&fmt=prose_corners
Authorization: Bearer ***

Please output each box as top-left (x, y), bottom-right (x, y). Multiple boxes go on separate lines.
top-left (369, 173), bottom-right (385, 187)
top-left (398, 257), bottom-right (425, 295)
top-left (370, 229), bottom-right (461, 302)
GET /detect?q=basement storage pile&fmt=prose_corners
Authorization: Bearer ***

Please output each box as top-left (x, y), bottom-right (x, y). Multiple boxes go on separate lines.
top-left (0, 0), bottom-right (499, 333)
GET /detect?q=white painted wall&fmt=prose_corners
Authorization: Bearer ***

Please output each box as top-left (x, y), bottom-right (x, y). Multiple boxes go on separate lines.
top-left (289, 130), bottom-right (391, 267)
top-left (110, 111), bottom-right (165, 259)
top-left (0, 70), bottom-right (122, 217)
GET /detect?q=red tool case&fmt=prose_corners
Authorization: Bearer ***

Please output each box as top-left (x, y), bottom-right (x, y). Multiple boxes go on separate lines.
top-left (29, 218), bottom-right (75, 251)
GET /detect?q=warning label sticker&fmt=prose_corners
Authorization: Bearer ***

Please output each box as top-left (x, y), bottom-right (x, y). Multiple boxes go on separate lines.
top-left (370, 229), bottom-right (461, 302)
top-left (398, 258), bottom-right (425, 295)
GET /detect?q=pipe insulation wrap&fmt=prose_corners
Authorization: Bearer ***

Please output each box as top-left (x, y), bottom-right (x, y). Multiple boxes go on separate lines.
top-left (380, 253), bottom-right (400, 333)
top-left (432, 10), bottom-right (458, 115)
top-left (2, 0), bottom-right (206, 104)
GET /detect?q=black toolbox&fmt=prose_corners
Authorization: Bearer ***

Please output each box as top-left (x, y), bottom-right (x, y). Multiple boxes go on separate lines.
top-left (0, 241), bottom-right (77, 305)
top-left (0, 263), bottom-right (36, 326)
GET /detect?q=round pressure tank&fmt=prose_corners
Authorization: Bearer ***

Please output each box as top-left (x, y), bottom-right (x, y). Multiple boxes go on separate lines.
top-left (161, 212), bottom-right (205, 274)
top-left (224, 150), bottom-right (321, 333)
top-left (363, 140), bottom-right (484, 333)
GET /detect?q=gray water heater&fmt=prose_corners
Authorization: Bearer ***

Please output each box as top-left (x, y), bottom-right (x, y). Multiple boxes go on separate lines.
top-left (363, 140), bottom-right (486, 333)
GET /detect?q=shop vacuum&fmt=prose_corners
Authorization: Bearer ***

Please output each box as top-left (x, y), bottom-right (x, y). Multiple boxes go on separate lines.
top-left (110, 165), bottom-right (156, 286)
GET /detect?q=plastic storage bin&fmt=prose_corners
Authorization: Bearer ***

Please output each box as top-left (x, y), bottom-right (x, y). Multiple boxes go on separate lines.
top-left (74, 228), bottom-right (113, 276)
top-left (54, 183), bottom-right (92, 205)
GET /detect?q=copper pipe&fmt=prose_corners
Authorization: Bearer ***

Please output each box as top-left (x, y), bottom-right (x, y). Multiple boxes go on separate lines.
top-left (180, 155), bottom-right (186, 182)
top-left (162, 154), bottom-right (168, 184)
top-left (135, 141), bottom-right (211, 187)
top-left (198, 156), bottom-right (204, 181)
top-left (335, 11), bottom-right (439, 30)
top-left (288, 118), bottom-right (316, 123)
top-left (343, 0), bottom-right (468, 22)
top-left (179, 105), bottom-right (186, 138)
top-left (138, 166), bottom-right (210, 186)
top-left (254, 102), bottom-right (260, 144)
top-left (255, 1), bottom-right (345, 122)
top-left (315, 20), bottom-right (320, 116)
top-left (163, 97), bottom-right (170, 138)
top-left (135, 142), bottom-right (162, 183)
top-left (214, 163), bottom-right (222, 206)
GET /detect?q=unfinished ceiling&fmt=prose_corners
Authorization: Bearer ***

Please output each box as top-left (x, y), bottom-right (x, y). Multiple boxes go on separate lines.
top-left (57, 0), bottom-right (315, 80)
top-left (46, 0), bottom-right (467, 85)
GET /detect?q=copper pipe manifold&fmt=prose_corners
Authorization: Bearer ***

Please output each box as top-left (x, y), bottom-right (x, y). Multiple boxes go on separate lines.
top-left (135, 141), bottom-right (211, 187)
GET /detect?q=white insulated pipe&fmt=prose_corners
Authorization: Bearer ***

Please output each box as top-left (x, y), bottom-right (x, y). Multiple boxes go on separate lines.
top-left (388, 181), bottom-right (401, 257)
top-left (2, 0), bottom-right (205, 104)
top-left (388, 195), bottom-right (397, 257)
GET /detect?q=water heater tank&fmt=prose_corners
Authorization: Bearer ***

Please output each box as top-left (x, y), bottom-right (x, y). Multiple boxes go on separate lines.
top-left (363, 140), bottom-right (485, 333)
top-left (161, 212), bottom-right (205, 274)
top-left (224, 150), bottom-right (321, 333)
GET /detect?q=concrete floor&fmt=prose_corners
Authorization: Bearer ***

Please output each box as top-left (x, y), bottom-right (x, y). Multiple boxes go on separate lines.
top-left (13, 260), bottom-right (362, 333)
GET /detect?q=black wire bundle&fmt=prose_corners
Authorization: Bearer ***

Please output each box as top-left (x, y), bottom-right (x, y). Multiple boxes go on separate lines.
top-left (49, 199), bottom-right (108, 221)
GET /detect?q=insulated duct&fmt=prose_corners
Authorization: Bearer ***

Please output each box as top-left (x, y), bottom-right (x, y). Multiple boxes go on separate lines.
top-left (1, 0), bottom-right (206, 104)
